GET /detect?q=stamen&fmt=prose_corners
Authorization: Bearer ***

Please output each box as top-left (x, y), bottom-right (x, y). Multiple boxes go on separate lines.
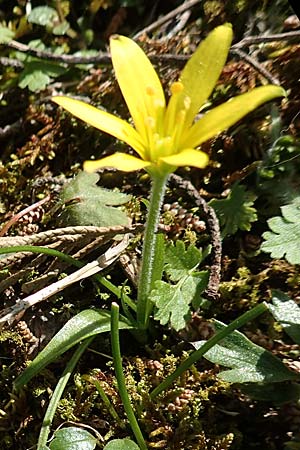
top-left (170, 81), bottom-right (184, 95)
top-left (153, 136), bottom-right (172, 159)
top-left (172, 109), bottom-right (186, 151)
top-left (184, 96), bottom-right (191, 111)
top-left (164, 82), bottom-right (185, 136)
top-left (145, 116), bottom-right (155, 129)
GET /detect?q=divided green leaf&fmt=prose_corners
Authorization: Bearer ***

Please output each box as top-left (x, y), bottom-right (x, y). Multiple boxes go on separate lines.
top-left (49, 427), bottom-right (97, 450)
top-left (27, 6), bottom-right (59, 27)
top-left (150, 241), bottom-right (208, 331)
top-left (269, 290), bottom-right (300, 344)
top-left (261, 198), bottom-right (300, 264)
top-left (164, 240), bottom-right (203, 281)
top-left (0, 25), bottom-right (14, 43)
top-left (209, 183), bottom-right (257, 237)
top-left (58, 171), bottom-right (131, 228)
top-left (18, 61), bottom-right (66, 91)
top-left (15, 39), bottom-right (67, 91)
top-left (192, 320), bottom-right (299, 383)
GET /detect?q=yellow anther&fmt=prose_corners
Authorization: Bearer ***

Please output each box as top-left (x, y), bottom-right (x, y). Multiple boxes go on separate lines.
top-left (170, 81), bottom-right (184, 95)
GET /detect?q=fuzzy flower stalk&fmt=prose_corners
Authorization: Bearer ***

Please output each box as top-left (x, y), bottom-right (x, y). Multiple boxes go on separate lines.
top-left (53, 24), bottom-right (284, 329)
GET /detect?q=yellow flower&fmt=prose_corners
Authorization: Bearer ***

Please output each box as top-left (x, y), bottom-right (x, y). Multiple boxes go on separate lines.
top-left (52, 24), bottom-right (284, 176)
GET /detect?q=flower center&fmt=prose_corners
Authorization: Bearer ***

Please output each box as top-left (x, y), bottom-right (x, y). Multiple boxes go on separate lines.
top-left (142, 82), bottom-right (192, 164)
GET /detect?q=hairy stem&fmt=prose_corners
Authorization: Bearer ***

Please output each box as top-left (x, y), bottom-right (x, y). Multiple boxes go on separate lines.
top-left (137, 173), bottom-right (168, 329)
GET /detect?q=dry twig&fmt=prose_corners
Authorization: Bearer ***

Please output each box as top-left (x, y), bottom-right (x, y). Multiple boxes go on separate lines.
top-left (0, 235), bottom-right (130, 329)
top-left (170, 174), bottom-right (222, 301)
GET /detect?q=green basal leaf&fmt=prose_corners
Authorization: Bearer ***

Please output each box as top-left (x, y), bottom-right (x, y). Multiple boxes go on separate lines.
top-left (269, 290), bottom-right (300, 344)
top-left (104, 439), bottom-right (140, 450)
top-left (49, 427), bottom-right (97, 450)
top-left (164, 240), bottom-right (203, 281)
top-left (261, 197), bottom-right (300, 264)
top-left (150, 272), bottom-right (208, 331)
top-left (209, 183), bottom-right (257, 237)
top-left (150, 240), bottom-right (208, 330)
top-left (192, 320), bottom-right (299, 383)
top-left (14, 309), bottom-right (132, 389)
top-left (58, 171), bottom-right (131, 228)
top-left (18, 61), bottom-right (66, 91)
top-left (151, 280), bottom-right (190, 330)
top-left (18, 68), bottom-right (51, 91)
top-left (0, 25), bottom-right (14, 43)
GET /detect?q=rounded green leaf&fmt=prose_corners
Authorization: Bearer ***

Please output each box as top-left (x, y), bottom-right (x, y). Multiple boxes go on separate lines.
top-left (104, 439), bottom-right (140, 450)
top-left (49, 427), bottom-right (97, 450)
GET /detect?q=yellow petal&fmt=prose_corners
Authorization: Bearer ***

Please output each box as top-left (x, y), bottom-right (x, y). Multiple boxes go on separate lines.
top-left (110, 35), bottom-right (166, 139)
top-left (83, 153), bottom-right (151, 172)
top-left (165, 24), bottom-right (233, 132)
top-left (182, 85), bottom-right (285, 148)
top-left (159, 148), bottom-right (209, 169)
top-left (52, 96), bottom-right (145, 157)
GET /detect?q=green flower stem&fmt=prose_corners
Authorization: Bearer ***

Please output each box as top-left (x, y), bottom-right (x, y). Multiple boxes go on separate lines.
top-left (137, 173), bottom-right (168, 329)
top-left (111, 303), bottom-right (147, 450)
top-left (0, 245), bottom-right (136, 312)
top-left (150, 302), bottom-right (269, 399)
top-left (37, 337), bottom-right (94, 450)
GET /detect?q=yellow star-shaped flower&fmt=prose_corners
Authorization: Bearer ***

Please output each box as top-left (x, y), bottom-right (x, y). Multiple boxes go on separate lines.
top-left (53, 24), bottom-right (284, 176)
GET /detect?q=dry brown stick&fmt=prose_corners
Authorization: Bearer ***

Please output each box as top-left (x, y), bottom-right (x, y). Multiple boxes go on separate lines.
top-left (0, 268), bottom-right (34, 293)
top-left (0, 56), bottom-right (24, 68)
top-left (0, 235), bottom-right (130, 328)
top-left (4, 39), bottom-right (111, 65)
top-left (0, 195), bottom-right (51, 237)
top-left (170, 174), bottom-right (222, 301)
top-left (230, 48), bottom-right (280, 85)
top-left (232, 30), bottom-right (300, 47)
top-left (3, 31), bottom-right (300, 67)
top-left (133, 0), bottom-right (202, 39)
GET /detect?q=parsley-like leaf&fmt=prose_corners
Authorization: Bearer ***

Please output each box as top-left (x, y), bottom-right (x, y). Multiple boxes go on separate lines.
top-left (150, 241), bottom-right (208, 331)
top-left (165, 240), bottom-right (203, 281)
top-left (261, 198), bottom-right (300, 264)
top-left (269, 290), bottom-right (300, 344)
top-left (0, 25), bottom-right (14, 44)
top-left (209, 183), bottom-right (257, 237)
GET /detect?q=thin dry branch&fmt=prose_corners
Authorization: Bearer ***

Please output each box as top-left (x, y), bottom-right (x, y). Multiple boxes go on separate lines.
top-left (2, 31), bottom-right (300, 67)
top-left (0, 235), bottom-right (130, 329)
top-left (170, 174), bottom-right (222, 302)
top-left (133, 0), bottom-right (202, 39)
